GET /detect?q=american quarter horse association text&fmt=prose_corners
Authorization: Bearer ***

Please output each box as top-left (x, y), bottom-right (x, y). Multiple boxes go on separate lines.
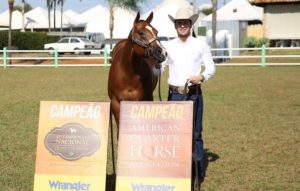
top-left (107, 12), bottom-right (166, 132)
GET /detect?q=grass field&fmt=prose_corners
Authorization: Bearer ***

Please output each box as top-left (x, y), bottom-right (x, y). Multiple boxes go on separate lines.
top-left (0, 66), bottom-right (299, 191)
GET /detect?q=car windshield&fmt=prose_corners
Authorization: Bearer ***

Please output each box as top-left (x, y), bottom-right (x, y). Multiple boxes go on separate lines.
top-left (80, 38), bottom-right (92, 43)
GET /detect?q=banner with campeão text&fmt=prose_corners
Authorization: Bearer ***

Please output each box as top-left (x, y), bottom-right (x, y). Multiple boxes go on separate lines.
top-left (116, 101), bottom-right (193, 191)
top-left (34, 101), bottom-right (110, 191)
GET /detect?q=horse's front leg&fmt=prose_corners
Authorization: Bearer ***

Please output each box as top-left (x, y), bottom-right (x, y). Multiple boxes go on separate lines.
top-left (110, 97), bottom-right (120, 132)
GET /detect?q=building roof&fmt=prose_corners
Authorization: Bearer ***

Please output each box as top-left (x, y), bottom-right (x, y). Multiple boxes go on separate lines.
top-left (24, 7), bottom-right (79, 29)
top-left (0, 10), bottom-right (23, 29)
top-left (203, 0), bottom-right (263, 21)
top-left (249, 0), bottom-right (300, 4)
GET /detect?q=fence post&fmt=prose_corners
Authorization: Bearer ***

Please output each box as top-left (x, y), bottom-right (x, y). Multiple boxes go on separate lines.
top-left (54, 48), bottom-right (58, 68)
top-left (104, 47), bottom-right (108, 66)
top-left (261, 44), bottom-right (266, 67)
top-left (3, 47), bottom-right (7, 69)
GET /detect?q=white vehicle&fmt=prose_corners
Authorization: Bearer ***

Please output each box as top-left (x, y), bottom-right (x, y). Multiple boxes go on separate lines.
top-left (44, 37), bottom-right (95, 55)
top-left (87, 33), bottom-right (105, 49)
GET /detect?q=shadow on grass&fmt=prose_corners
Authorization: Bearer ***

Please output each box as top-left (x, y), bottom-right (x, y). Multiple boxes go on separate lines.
top-left (203, 148), bottom-right (219, 180)
top-left (191, 148), bottom-right (219, 190)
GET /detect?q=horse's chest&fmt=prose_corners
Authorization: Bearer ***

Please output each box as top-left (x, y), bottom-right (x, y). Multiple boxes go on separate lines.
top-left (121, 75), bottom-right (144, 100)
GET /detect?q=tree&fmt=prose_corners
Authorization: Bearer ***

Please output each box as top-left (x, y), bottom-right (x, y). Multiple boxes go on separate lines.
top-left (106, 0), bottom-right (146, 48)
top-left (47, 0), bottom-right (53, 32)
top-left (12, 1), bottom-right (32, 31)
top-left (21, 0), bottom-right (25, 31)
top-left (8, 0), bottom-right (14, 48)
top-left (57, 0), bottom-right (64, 34)
top-left (8, 0), bottom-right (14, 65)
top-left (201, 7), bottom-right (212, 16)
top-left (46, 0), bottom-right (58, 31)
top-left (211, 0), bottom-right (217, 56)
top-left (13, 1), bottom-right (32, 12)
top-left (53, 0), bottom-right (57, 30)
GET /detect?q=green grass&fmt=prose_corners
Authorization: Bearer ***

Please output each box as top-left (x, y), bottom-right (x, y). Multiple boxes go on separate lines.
top-left (0, 67), bottom-right (299, 191)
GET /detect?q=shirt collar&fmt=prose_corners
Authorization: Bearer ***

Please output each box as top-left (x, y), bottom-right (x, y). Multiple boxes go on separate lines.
top-left (176, 34), bottom-right (193, 44)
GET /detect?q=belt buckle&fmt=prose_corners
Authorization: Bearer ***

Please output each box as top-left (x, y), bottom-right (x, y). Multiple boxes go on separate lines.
top-left (178, 86), bottom-right (187, 94)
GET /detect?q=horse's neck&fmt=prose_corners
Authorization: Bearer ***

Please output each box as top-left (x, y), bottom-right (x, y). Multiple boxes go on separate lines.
top-left (120, 40), bottom-right (140, 73)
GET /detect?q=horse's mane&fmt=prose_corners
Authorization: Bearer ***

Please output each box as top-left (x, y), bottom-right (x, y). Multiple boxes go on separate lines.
top-left (110, 39), bottom-right (128, 64)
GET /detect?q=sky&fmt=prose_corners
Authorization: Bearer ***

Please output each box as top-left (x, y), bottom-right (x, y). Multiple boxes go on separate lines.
top-left (0, 0), bottom-right (227, 14)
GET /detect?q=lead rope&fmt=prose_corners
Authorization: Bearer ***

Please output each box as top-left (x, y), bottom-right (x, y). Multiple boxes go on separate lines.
top-left (181, 81), bottom-right (200, 191)
top-left (193, 87), bottom-right (200, 191)
top-left (193, 97), bottom-right (200, 191)
top-left (181, 81), bottom-right (189, 101)
top-left (109, 104), bottom-right (116, 191)
top-left (158, 68), bottom-right (162, 101)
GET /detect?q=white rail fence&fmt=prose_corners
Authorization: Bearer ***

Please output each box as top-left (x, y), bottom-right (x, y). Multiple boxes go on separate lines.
top-left (0, 46), bottom-right (300, 69)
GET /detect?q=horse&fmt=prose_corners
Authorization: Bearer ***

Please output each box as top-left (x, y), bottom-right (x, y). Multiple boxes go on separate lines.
top-left (107, 12), bottom-right (166, 132)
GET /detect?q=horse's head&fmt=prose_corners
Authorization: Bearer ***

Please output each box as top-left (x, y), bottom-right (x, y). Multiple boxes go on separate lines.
top-left (130, 12), bottom-right (166, 68)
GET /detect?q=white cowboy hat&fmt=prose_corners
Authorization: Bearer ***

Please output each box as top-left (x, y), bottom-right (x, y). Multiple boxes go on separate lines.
top-left (168, 8), bottom-right (199, 25)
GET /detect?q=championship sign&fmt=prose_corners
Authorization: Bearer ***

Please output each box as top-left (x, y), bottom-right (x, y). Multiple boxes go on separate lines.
top-left (34, 101), bottom-right (110, 191)
top-left (116, 101), bottom-right (193, 191)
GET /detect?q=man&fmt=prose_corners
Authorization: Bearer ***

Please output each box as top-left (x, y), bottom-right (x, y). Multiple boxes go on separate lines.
top-left (161, 7), bottom-right (215, 187)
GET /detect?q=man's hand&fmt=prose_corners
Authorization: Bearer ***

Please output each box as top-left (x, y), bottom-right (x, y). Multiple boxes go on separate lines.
top-left (187, 75), bottom-right (205, 85)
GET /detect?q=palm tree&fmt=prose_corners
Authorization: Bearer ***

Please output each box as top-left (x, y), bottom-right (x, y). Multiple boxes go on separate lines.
top-left (211, 0), bottom-right (217, 56)
top-left (106, 0), bottom-right (146, 48)
top-left (57, 0), bottom-right (64, 35)
top-left (8, 0), bottom-right (14, 65)
top-left (53, 0), bottom-right (57, 30)
top-left (8, 0), bottom-right (14, 48)
top-left (46, 0), bottom-right (58, 31)
top-left (21, 0), bottom-right (25, 31)
top-left (47, 0), bottom-right (53, 32)
top-left (14, 1), bottom-right (32, 31)
top-left (192, 0), bottom-right (198, 37)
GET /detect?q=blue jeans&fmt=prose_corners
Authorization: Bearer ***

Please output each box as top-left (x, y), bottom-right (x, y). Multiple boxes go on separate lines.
top-left (168, 88), bottom-right (204, 178)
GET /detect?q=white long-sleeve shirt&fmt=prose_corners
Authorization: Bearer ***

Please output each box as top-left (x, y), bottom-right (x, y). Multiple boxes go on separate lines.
top-left (161, 35), bottom-right (215, 86)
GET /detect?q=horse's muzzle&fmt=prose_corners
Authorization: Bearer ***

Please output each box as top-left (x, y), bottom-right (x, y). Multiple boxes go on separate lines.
top-left (152, 48), bottom-right (166, 64)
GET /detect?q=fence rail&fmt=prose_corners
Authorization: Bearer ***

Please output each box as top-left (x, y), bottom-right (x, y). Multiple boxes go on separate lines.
top-left (1, 46), bottom-right (300, 69)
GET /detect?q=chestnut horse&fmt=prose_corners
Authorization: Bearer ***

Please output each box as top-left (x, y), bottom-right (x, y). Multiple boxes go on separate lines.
top-left (107, 12), bottom-right (166, 131)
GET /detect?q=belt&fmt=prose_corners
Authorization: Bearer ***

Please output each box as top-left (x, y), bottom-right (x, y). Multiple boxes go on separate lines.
top-left (169, 84), bottom-right (201, 95)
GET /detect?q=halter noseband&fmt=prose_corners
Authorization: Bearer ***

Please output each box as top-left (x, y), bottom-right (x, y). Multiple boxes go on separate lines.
top-left (131, 32), bottom-right (158, 49)
top-left (131, 29), bottom-right (160, 60)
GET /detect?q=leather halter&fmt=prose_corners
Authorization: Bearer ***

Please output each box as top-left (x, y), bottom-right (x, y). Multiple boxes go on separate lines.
top-left (130, 23), bottom-right (159, 49)
top-left (132, 35), bottom-right (158, 49)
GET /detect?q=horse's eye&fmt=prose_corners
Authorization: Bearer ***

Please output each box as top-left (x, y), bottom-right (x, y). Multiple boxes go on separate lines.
top-left (138, 31), bottom-right (145, 36)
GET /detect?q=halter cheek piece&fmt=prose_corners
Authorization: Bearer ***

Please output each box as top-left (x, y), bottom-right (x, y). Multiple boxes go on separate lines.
top-left (131, 29), bottom-right (160, 58)
top-left (132, 34), bottom-right (157, 49)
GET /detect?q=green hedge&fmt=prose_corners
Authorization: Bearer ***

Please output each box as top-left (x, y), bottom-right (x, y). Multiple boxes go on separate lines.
top-left (243, 36), bottom-right (270, 48)
top-left (0, 31), bottom-right (59, 50)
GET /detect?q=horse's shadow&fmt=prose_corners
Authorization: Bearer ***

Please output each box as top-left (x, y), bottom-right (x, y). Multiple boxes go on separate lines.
top-left (202, 148), bottom-right (219, 181)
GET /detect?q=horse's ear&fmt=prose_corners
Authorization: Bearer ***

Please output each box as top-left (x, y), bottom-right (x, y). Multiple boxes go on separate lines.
top-left (146, 12), bottom-right (153, 23)
top-left (134, 12), bottom-right (140, 24)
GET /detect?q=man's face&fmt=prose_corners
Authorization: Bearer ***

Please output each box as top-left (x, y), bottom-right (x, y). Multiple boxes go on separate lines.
top-left (175, 19), bottom-right (191, 37)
